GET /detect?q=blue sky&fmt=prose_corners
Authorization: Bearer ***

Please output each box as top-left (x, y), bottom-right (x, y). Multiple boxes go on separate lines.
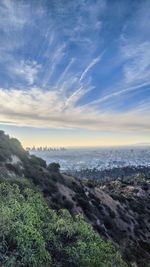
top-left (0, 0), bottom-right (149, 146)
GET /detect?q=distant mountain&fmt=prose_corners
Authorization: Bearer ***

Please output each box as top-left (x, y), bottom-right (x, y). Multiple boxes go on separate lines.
top-left (0, 130), bottom-right (150, 267)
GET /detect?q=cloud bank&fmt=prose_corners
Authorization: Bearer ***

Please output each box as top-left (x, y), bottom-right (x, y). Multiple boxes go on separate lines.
top-left (0, 87), bottom-right (149, 133)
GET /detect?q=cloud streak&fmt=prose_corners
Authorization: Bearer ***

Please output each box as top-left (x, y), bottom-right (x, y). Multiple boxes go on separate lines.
top-left (84, 81), bottom-right (150, 107)
top-left (79, 54), bottom-right (103, 82)
top-left (0, 87), bottom-right (149, 134)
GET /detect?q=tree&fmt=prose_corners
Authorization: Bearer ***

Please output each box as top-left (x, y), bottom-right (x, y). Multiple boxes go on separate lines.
top-left (47, 162), bottom-right (60, 173)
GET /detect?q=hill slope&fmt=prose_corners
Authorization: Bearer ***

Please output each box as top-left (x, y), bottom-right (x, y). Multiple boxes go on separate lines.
top-left (0, 130), bottom-right (150, 266)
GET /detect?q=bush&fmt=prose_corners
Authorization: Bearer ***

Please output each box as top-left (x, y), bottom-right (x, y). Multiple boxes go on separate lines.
top-left (47, 162), bottom-right (60, 173)
top-left (0, 182), bottom-right (128, 267)
top-left (63, 199), bottom-right (74, 210)
top-left (29, 155), bottom-right (47, 168)
top-left (0, 176), bottom-right (34, 192)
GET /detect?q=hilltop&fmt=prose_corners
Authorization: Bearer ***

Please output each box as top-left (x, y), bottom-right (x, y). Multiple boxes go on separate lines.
top-left (0, 130), bottom-right (150, 266)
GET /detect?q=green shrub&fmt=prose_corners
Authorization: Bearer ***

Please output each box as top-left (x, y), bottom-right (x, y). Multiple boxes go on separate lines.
top-left (0, 182), bottom-right (128, 267)
top-left (47, 162), bottom-right (60, 173)
top-left (29, 155), bottom-right (47, 168)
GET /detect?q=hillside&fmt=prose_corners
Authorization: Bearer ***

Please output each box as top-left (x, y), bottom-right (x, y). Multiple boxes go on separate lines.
top-left (0, 131), bottom-right (150, 266)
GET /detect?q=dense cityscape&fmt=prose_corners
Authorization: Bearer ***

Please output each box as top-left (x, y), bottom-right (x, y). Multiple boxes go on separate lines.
top-left (29, 146), bottom-right (150, 171)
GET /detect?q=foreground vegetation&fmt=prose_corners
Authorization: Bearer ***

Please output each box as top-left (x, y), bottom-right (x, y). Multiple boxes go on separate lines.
top-left (0, 180), bottom-right (128, 267)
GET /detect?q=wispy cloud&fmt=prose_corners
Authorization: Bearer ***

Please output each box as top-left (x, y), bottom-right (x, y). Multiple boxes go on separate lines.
top-left (121, 41), bottom-right (150, 85)
top-left (84, 81), bottom-right (150, 107)
top-left (79, 54), bottom-right (104, 82)
top-left (42, 44), bottom-right (66, 87)
top-left (9, 60), bottom-right (41, 85)
top-left (0, 87), bottom-right (149, 134)
top-left (0, 0), bottom-right (149, 138)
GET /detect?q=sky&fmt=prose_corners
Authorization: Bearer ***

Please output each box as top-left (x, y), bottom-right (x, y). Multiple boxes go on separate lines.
top-left (0, 0), bottom-right (150, 147)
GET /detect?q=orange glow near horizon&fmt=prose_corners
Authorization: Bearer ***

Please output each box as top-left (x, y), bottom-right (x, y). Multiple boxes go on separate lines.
top-left (0, 125), bottom-right (149, 148)
top-left (20, 135), bottom-right (150, 148)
